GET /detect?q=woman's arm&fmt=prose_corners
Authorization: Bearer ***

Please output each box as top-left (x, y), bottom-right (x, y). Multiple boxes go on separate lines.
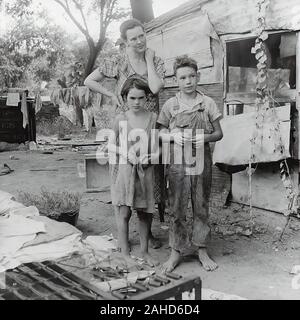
top-left (107, 115), bottom-right (122, 156)
top-left (84, 68), bottom-right (121, 107)
top-left (145, 49), bottom-right (164, 94)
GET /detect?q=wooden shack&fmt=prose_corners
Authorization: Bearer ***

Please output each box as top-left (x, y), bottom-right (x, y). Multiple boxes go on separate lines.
top-left (146, 0), bottom-right (300, 214)
top-left (0, 89), bottom-right (36, 144)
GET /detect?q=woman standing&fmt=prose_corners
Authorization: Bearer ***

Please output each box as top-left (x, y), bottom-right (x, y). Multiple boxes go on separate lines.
top-left (84, 18), bottom-right (165, 248)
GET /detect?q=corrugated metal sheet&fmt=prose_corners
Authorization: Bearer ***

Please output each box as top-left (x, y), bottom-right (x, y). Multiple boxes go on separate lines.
top-left (146, 0), bottom-right (300, 35)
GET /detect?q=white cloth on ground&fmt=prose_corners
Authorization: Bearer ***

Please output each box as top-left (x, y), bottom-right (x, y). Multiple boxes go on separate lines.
top-left (0, 233), bottom-right (83, 272)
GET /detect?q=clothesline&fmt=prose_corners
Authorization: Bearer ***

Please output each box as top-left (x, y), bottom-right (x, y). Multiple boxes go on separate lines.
top-left (49, 86), bottom-right (102, 110)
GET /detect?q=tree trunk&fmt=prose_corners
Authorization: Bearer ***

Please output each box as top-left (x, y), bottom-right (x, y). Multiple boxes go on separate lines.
top-left (83, 46), bottom-right (99, 83)
top-left (83, 38), bottom-right (107, 83)
top-left (130, 0), bottom-right (154, 23)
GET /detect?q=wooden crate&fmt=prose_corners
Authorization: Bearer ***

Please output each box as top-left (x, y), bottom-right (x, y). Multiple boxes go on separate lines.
top-left (84, 153), bottom-right (110, 192)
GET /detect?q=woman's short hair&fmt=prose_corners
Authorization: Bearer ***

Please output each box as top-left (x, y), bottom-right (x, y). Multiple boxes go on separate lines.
top-left (121, 77), bottom-right (151, 99)
top-left (173, 55), bottom-right (198, 75)
top-left (120, 18), bottom-right (145, 41)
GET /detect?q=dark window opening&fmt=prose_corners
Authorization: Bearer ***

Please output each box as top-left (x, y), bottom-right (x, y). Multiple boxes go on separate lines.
top-left (226, 32), bottom-right (296, 113)
top-left (225, 32), bottom-right (298, 158)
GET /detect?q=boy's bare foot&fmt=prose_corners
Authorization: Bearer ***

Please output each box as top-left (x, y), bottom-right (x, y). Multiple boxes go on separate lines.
top-left (149, 235), bottom-right (162, 249)
top-left (198, 248), bottom-right (218, 271)
top-left (161, 249), bottom-right (181, 273)
top-left (140, 253), bottom-right (160, 267)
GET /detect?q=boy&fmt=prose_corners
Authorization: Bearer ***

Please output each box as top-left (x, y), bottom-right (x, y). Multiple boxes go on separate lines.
top-left (157, 55), bottom-right (223, 272)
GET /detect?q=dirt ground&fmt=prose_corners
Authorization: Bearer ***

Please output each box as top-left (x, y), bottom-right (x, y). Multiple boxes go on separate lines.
top-left (1, 138), bottom-right (300, 300)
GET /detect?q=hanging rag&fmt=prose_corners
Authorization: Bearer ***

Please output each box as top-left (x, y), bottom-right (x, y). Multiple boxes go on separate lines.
top-left (127, 163), bottom-right (147, 209)
top-left (35, 92), bottom-right (42, 114)
top-left (21, 91), bottom-right (28, 128)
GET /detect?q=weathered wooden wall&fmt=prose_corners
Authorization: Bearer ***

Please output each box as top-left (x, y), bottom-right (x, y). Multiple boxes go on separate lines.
top-left (158, 83), bottom-right (224, 112)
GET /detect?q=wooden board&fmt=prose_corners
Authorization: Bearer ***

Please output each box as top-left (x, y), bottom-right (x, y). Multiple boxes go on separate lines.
top-left (226, 93), bottom-right (296, 105)
top-left (147, 11), bottom-right (224, 85)
top-left (296, 33), bottom-right (300, 160)
top-left (213, 105), bottom-right (291, 165)
top-left (85, 154), bottom-right (110, 192)
top-left (147, 13), bottom-right (214, 75)
top-left (232, 162), bottom-right (298, 213)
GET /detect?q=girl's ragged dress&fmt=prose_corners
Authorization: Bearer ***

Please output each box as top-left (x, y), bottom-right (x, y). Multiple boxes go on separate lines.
top-left (110, 112), bottom-right (158, 214)
top-left (97, 53), bottom-right (165, 206)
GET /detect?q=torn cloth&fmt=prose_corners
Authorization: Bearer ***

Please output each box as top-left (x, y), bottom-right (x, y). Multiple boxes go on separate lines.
top-left (128, 163), bottom-right (147, 208)
top-left (21, 92), bottom-right (28, 128)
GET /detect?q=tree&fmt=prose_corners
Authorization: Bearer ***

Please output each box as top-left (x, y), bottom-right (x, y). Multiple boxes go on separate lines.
top-left (130, 0), bottom-right (154, 23)
top-left (5, 0), bottom-right (130, 82)
top-left (0, 15), bottom-right (71, 89)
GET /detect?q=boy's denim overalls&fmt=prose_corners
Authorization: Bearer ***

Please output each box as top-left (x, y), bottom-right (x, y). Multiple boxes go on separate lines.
top-left (166, 96), bottom-right (214, 252)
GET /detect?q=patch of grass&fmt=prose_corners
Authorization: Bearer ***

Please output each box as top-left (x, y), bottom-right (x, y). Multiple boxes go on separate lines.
top-left (18, 187), bottom-right (81, 220)
top-left (36, 116), bottom-right (76, 137)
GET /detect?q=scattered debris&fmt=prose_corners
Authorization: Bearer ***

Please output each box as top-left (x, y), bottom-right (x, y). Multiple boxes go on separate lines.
top-left (0, 142), bottom-right (28, 152)
top-left (215, 225), bottom-right (253, 237)
top-left (58, 137), bottom-right (71, 141)
top-left (29, 141), bottom-right (38, 151)
top-left (0, 163), bottom-right (14, 176)
top-left (289, 265), bottom-right (300, 275)
top-left (197, 288), bottom-right (247, 300)
top-left (290, 241), bottom-right (300, 250)
top-left (222, 248), bottom-right (234, 256)
top-left (9, 155), bottom-right (19, 160)
top-left (160, 225), bottom-right (169, 231)
top-left (29, 169), bottom-right (58, 172)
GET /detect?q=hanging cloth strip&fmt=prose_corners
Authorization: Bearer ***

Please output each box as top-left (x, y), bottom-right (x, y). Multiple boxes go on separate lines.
top-left (21, 91), bottom-right (28, 128)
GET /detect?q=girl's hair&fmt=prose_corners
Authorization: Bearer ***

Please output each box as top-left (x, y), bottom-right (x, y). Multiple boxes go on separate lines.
top-left (173, 55), bottom-right (198, 75)
top-left (120, 18), bottom-right (145, 41)
top-left (121, 77), bottom-right (151, 99)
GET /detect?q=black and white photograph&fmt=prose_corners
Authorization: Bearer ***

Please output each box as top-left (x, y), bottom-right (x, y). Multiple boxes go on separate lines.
top-left (0, 0), bottom-right (300, 306)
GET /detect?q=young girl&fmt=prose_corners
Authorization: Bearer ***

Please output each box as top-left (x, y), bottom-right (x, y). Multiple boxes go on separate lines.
top-left (108, 78), bottom-right (159, 267)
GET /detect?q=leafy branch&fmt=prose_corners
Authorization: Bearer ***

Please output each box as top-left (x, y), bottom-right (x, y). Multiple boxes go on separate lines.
top-left (250, 0), bottom-right (298, 240)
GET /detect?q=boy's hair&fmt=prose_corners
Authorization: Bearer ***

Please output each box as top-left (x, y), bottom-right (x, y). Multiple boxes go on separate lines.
top-left (120, 19), bottom-right (145, 41)
top-left (173, 55), bottom-right (198, 75)
top-left (121, 77), bottom-right (151, 99)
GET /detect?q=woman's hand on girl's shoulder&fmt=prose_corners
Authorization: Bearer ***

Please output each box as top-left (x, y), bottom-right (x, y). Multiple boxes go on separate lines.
top-left (145, 48), bottom-right (155, 62)
top-left (109, 93), bottom-right (122, 107)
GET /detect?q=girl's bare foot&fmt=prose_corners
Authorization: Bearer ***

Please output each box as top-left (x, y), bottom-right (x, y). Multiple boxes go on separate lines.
top-left (121, 254), bottom-right (137, 269)
top-left (161, 249), bottom-right (181, 273)
top-left (198, 248), bottom-right (218, 271)
top-left (140, 253), bottom-right (160, 267)
top-left (117, 240), bottom-right (132, 252)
